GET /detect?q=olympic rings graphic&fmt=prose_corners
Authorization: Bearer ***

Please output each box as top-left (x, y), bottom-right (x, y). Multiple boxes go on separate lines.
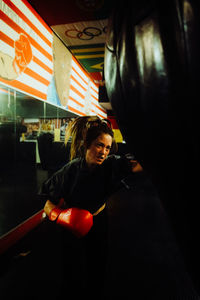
top-left (65, 26), bottom-right (107, 40)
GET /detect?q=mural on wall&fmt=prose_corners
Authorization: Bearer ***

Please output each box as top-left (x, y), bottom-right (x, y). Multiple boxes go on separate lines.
top-left (68, 56), bottom-right (107, 118)
top-left (49, 34), bottom-right (107, 118)
top-left (27, 0), bottom-right (113, 82)
top-left (0, 0), bottom-right (107, 118)
top-left (0, 0), bottom-right (53, 100)
top-left (0, 33), bottom-right (32, 80)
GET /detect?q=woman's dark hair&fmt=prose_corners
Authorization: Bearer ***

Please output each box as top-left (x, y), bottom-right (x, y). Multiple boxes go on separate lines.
top-left (65, 115), bottom-right (117, 160)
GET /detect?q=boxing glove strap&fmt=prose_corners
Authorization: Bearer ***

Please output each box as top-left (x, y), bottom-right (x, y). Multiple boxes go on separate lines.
top-left (93, 203), bottom-right (106, 216)
top-left (49, 207), bottom-right (63, 221)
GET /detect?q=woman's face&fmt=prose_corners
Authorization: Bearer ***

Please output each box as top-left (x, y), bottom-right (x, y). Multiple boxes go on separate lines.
top-left (85, 133), bottom-right (112, 167)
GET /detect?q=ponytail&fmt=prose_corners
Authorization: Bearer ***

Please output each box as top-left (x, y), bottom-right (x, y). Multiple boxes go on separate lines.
top-left (65, 116), bottom-right (117, 160)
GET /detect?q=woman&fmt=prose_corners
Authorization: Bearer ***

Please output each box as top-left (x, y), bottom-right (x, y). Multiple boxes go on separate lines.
top-left (40, 116), bottom-right (137, 298)
top-left (42, 115), bottom-right (135, 220)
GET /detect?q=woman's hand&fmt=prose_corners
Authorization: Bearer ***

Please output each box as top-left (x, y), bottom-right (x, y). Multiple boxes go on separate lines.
top-left (131, 160), bottom-right (143, 172)
top-left (44, 200), bottom-right (56, 217)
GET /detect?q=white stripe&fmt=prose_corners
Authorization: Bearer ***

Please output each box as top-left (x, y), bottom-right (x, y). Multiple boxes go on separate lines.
top-left (89, 111), bottom-right (96, 116)
top-left (96, 110), bottom-right (107, 118)
top-left (32, 45), bottom-right (53, 69)
top-left (69, 89), bottom-right (84, 105)
top-left (70, 78), bottom-right (86, 97)
top-left (90, 86), bottom-right (98, 97)
top-left (1, 0), bottom-right (52, 55)
top-left (90, 90), bottom-right (99, 104)
top-left (90, 94), bottom-right (99, 104)
top-left (98, 110), bottom-right (107, 117)
top-left (10, 0), bottom-right (52, 42)
top-left (99, 108), bottom-right (107, 116)
top-left (68, 99), bottom-right (84, 115)
top-left (90, 81), bottom-right (98, 92)
top-left (0, 80), bottom-right (45, 100)
top-left (28, 60), bottom-right (52, 82)
top-left (91, 105), bottom-right (98, 113)
top-left (98, 113), bottom-right (107, 118)
top-left (97, 103), bottom-right (106, 114)
top-left (93, 103), bottom-right (104, 113)
top-left (17, 72), bottom-right (49, 94)
top-left (1, 20), bottom-right (19, 43)
top-left (0, 39), bottom-right (15, 57)
top-left (71, 68), bottom-right (88, 90)
top-left (92, 102), bottom-right (106, 115)
top-left (72, 59), bottom-right (89, 83)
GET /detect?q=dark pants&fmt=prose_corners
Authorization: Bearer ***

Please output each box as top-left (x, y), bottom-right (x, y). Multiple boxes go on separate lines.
top-left (83, 210), bottom-right (108, 298)
top-left (60, 209), bottom-right (108, 300)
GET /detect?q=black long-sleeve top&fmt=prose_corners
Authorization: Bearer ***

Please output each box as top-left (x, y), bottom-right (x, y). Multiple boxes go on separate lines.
top-left (40, 154), bottom-right (132, 214)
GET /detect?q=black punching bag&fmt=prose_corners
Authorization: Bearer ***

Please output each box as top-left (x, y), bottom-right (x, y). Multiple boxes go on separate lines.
top-left (105, 0), bottom-right (200, 293)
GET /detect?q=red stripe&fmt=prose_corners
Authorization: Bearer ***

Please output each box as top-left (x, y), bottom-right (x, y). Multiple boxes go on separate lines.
top-left (0, 210), bottom-right (45, 255)
top-left (91, 93), bottom-right (99, 102)
top-left (91, 80), bottom-right (99, 89)
top-left (2, 0), bottom-right (52, 48)
top-left (21, 0), bottom-right (52, 35)
top-left (70, 74), bottom-right (87, 92)
top-left (32, 56), bottom-right (53, 74)
top-left (68, 105), bottom-right (85, 116)
top-left (70, 84), bottom-right (84, 99)
top-left (92, 102), bottom-right (106, 114)
top-left (98, 113), bottom-right (107, 119)
top-left (0, 10), bottom-right (52, 61)
top-left (90, 85), bottom-right (98, 94)
top-left (72, 66), bottom-right (88, 86)
top-left (69, 96), bottom-right (84, 108)
top-left (0, 77), bottom-right (47, 100)
top-left (0, 30), bottom-right (14, 47)
top-left (72, 55), bottom-right (98, 84)
top-left (72, 56), bottom-right (89, 78)
top-left (24, 68), bottom-right (50, 86)
top-left (91, 109), bottom-right (106, 119)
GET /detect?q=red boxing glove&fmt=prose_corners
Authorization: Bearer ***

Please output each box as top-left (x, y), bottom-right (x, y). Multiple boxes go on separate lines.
top-left (49, 207), bottom-right (93, 238)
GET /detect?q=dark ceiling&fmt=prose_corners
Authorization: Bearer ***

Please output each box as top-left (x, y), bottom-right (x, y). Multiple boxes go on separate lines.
top-left (28, 0), bottom-right (113, 26)
top-left (28, 0), bottom-right (114, 82)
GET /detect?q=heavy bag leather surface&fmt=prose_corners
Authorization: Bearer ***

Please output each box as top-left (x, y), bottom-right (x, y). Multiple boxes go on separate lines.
top-left (105, 0), bottom-right (200, 179)
top-left (104, 0), bottom-right (200, 290)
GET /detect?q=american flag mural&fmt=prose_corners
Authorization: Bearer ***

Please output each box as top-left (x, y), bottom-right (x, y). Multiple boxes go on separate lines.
top-left (0, 0), bottom-right (107, 118)
top-left (69, 56), bottom-right (107, 118)
top-left (0, 0), bottom-right (53, 100)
